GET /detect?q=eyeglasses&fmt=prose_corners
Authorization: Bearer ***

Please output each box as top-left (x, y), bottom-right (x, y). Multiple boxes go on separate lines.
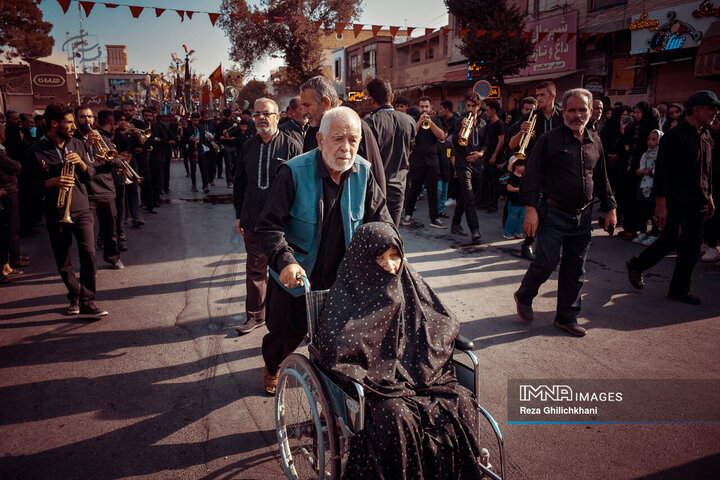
top-left (252, 111), bottom-right (278, 118)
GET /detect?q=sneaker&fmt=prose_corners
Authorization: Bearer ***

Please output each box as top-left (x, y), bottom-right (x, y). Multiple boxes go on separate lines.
top-left (132, 218), bottom-right (145, 228)
top-left (632, 233), bottom-right (648, 244)
top-left (553, 321), bottom-right (587, 337)
top-left (470, 230), bottom-right (482, 244)
top-left (444, 199), bottom-right (456, 207)
top-left (451, 224), bottom-right (467, 236)
top-left (67, 298), bottom-right (80, 315)
top-left (236, 318), bottom-right (266, 335)
top-left (111, 259), bottom-right (125, 270)
top-left (514, 292), bottom-right (533, 322)
top-left (700, 247), bottom-right (720, 262)
top-left (80, 303), bottom-right (109, 317)
top-left (520, 244), bottom-right (536, 261)
top-left (626, 259), bottom-right (644, 289)
top-left (400, 215), bottom-right (413, 226)
top-left (430, 218), bottom-right (447, 229)
top-left (503, 234), bottom-right (515, 239)
top-left (203, 187), bottom-right (210, 194)
top-left (641, 235), bottom-right (657, 246)
top-left (191, 185), bottom-right (198, 192)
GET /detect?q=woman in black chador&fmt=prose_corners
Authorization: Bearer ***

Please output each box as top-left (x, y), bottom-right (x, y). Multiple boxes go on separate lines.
top-left (317, 222), bottom-right (483, 480)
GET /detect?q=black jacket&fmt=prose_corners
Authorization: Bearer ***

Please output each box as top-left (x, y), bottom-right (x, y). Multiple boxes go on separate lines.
top-left (279, 119), bottom-right (305, 147)
top-left (365, 106), bottom-right (416, 181)
top-left (0, 147), bottom-right (21, 194)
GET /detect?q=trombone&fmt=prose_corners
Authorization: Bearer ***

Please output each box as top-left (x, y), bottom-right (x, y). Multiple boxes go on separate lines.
top-left (57, 150), bottom-right (75, 224)
top-left (118, 158), bottom-right (144, 185)
top-left (458, 111), bottom-right (477, 147)
top-left (513, 108), bottom-right (537, 160)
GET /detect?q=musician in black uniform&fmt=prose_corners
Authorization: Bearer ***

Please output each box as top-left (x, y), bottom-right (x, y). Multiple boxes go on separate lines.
top-left (218, 108), bottom-right (240, 187)
top-left (26, 103), bottom-right (107, 317)
top-left (120, 102), bottom-right (148, 221)
top-left (146, 108), bottom-right (170, 208)
top-left (182, 113), bottom-right (212, 193)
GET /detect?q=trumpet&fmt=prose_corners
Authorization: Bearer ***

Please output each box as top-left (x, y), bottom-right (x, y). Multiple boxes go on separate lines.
top-left (421, 115), bottom-right (432, 129)
top-left (457, 111), bottom-right (477, 147)
top-left (57, 153), bottom-right (75, 224)
top-left (90, 128), bottom-right (118, 162)
top-left (513, 108), bottom-right (537, 161)
top-left (119, 159), bottom-right (144, 185)
top-left (127, 126), bottom-right (152, 139)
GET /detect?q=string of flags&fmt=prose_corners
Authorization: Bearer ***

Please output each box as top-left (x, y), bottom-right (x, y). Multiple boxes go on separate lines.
top-left (39, 0), bottom-right (613, 44)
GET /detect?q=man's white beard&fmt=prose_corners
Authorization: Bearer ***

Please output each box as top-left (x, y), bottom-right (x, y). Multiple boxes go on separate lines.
top-left (257, 125), bottom-right (275, 137)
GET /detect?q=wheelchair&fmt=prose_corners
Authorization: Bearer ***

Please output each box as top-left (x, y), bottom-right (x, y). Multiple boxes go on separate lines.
top-left (274, 277), bottom-right (507, 480)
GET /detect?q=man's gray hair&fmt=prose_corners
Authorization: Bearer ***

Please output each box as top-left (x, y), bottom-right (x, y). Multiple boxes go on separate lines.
top-left (301, 75), bottom-right (340, 109)
top-left (562, 88), bottom-right (593, 109)
top-left (318, 106), bottom-right (361, 138)
top-left (254, 97), bottom-right (278, 112)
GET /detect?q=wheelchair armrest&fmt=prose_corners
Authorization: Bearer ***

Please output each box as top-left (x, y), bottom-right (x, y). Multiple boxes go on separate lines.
top-left (454, 333), bottom-right (474, 351)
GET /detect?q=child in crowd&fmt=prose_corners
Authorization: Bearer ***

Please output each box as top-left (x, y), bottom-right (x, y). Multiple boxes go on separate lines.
top-left (503, 157), bottom-right (525, 239)
top-left (437, 129), bottom-right (454, 218)
top-left (633, 129), bottom-right (663, 246)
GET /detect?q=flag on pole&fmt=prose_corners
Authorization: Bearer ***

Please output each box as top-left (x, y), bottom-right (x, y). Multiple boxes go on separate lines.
top-left (209, 64), bottom-right (224, 100)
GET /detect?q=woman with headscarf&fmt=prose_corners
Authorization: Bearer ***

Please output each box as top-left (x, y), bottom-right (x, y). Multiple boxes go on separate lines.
top-left (317, 222), bottom-right (484, 480)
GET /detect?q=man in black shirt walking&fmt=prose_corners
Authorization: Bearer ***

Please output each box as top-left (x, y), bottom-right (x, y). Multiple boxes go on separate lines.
top-left (278, 96), bottom-right (307, 147)
top-left (626, 91), bottom-right (718, 305)
top-left (514, 88), bottom-right (616, 337)
top-left (233, 98), bottom-right (303, 334)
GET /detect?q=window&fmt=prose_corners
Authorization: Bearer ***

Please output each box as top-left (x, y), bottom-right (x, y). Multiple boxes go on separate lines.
top-left (591, 0), bottom-right (628, 11)
top-left (428, 47), bottom-right (434, 59)
top-left (334, 59), bottom-right (341, 81)
top-left (350, 55), bottom-right (359, 75)
top-left (363, 50), bottom-right (376, 69)
top-left (411, 50), bottom-right (421, 63)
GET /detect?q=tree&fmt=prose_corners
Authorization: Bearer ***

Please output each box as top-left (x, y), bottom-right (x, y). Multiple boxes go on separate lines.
top-left (218, 0), bottom-right (362, 88)
top-left (445, 0), bottom-right (534, 82)
top-left (0, 0), bottom-right (54, 61)
top-left (238, 80), bottom-right (269, 110)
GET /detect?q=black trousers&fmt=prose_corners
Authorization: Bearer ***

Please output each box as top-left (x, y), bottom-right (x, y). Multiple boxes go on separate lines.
top-left (46, 210), bottom-right (97, 305)
top-left (136, 153), bottom-right (154, 210)
top-left (207, 150), bottom-right (217, 182)
top-left (221, 148), bottom-right (236, 184)
top-left (516, 200), bottom-right (592, 323)
top-left (90, 197), bottom-right (120, 264)
top-left (1, 192), bottom-right (21, 264)
top-left (262, 279), bottom-right (308, 375)
top-left (243, 231), bottom-right (268, 321)
top-left (190, 152), bottom-right (209, 189)
top-left (163, 151), bottom-right (172, 193)
top-left (114, 183), bottom-right (125, 238)
top-left (386, 169), bottom-right (408, 227)
top-left (452, 163), bottom-right (481, 231)
top-left (404, 164), bottom-right (439, 221)
top-left (629, 205), bottom-right (707, 296)
top-left (150, 157), bottom-right (165, 203)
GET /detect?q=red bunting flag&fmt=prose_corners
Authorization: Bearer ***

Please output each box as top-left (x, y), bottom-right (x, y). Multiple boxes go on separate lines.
top-left (208, 13), bottom-right (220, 26)
top-left (155, 8), bottom-right (164, 17)
top-left (177, 10), bottom-right (184, 22)
top-left (566, 32), bottom-right (577, 42)
top-left (537, 31), bottom-right (548, 43)
top-left (594, 32), bottom-right (607, 44)
top-left (104, 3), bottom-right (119, 8)
top-left (553, 32), bottom-right (563, 42)
top-left (476, 29), bottom-right (487, 38)
top-left (425, 28), bottom-right (434, 36)
top-left (522, 31), bottom-right (532, 42)
top-left (371, 25), bottom-right (382, 37)
top-left (406, 27), bottom-right (415, 36)
top-left (335, 23), bottom-right (347, 36)
top-left (491, 30), bottom-right (502, 39)
top-left (582, 32), bottom-right (591, 43)
top-left (56, 0), bottom-right (71, 13)
top-left (508, 31), bottom-right (518, 38)
top-left (353, 24), bottom-right (364, 37)
top-left (186, 11), bottom-right (194, 19)
top-left (253, 15), bottom-right (265, 24)
top-left (129, 6), bottom-right (143, 18)
top-left (389, 26), bottom-right (400, 37)
top-left (314, 21), bottom-right (323, 31)
top-left (273, 17), bottom-right (284, 23)
top-left (441, 27), bottom-right (452, 35)
top-left (79, 1), bottom-right (94, 16)
top-left (458, 29), bottom-right (469, 38)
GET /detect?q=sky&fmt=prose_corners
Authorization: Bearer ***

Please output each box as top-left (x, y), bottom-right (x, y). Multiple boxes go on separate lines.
top-left (36, 0), bottom-right (450, 81)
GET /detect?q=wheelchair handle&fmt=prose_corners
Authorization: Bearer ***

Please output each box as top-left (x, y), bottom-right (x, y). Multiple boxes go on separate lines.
top-left (299, 274), bottom-right (311, 295)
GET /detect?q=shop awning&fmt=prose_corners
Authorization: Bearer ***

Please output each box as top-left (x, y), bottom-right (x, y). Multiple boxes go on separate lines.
top-left (503, 69), bottom-right (577, 85)
top-left (696, 21), bottom-right (720, 79)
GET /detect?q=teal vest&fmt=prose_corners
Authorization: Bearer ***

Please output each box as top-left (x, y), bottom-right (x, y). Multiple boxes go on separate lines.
top-left (271, 149), bottom-right (369, 295)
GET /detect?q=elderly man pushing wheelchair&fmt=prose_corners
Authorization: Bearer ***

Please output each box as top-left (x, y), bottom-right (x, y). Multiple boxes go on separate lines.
top-left (254, 106), bottom-right (392, 394)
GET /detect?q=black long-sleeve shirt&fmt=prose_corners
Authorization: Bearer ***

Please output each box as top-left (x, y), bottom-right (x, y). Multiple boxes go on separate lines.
top-left (255, 152), bottom-right (392, 289)
top-left (0, 147), bottom-right (21, 194)
top-left (365, 105), bottom-right (416, 178)
top-left (653, 120), bottom-right (713, 208)
top-left (453, 117), bottom-right (488, 168)
top-left (82, 128), bottom-right (121, 200)
top-left (279, 119), bottom-right (305, 146)
top-left (233, 131), bottom-right (303, 229)
top-left (520, 125), bottom-right (616, 212)
top-left (26, 136), bottom-right (95, 218)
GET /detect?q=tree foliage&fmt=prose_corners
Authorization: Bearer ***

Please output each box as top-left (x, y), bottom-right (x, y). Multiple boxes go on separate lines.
top-left (0, 0), bottom-right (54, 61)
top-left (218, 0), bottom-right (362, 89)
top-left (238, 79), bottom-right (269, 110)
top-left (445, 0), bottom-right (534, 82)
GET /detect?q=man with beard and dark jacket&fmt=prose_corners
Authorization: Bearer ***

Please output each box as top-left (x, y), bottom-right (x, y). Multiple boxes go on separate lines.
top-left (278, 96), bottom-right (307, 147)
top-left (508, 81), bottom-right (563, 260)
top-left (365, 78), bottom-right (416, 226)
top-left (26, 103), bottom-right (107, 317)
top-left (233, 98), bottom-right (303, 334)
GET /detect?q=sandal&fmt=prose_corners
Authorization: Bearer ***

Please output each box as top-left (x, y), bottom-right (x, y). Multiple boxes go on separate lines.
top-left (12, 256), bottom-right (30, 267)
top-left (263, 367), bottom-right (279, 395)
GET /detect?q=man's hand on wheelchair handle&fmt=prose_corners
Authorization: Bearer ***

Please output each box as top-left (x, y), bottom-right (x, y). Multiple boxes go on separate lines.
top-left (279, 264), bottom-right (306, 289)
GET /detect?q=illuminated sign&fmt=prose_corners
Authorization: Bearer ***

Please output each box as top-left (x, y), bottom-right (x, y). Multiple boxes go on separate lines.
top-left (348, 91), bottom-right (364, 102)
top-left (630, 13), bottom-right (660, 31)
top-left (630, 3), bottom-right (712, 54)
top-left (693, 0), bottom-right (720, 18)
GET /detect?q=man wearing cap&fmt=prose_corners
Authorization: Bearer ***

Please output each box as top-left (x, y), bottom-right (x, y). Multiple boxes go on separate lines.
top-left (626, 90), bottom-right (718, 305)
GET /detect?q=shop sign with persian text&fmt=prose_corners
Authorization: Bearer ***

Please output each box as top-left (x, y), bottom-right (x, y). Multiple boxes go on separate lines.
top-left (509, 11), bottom-right (577, 78)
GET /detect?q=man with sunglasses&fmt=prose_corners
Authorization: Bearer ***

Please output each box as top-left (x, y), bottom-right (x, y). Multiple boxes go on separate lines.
top-left (233, 98), bottom-right (303, 335)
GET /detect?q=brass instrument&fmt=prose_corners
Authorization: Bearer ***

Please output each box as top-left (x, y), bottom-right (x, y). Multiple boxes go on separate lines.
top-left (127, 126), bottom-right (152, 139)
top-left (119, 158), bottom-right (144, 185)
top-left (457, 111), bottom-right (478, 147)
top-left (421, 116), bottom-right (432, 130)
top-left (90, 128), bottom-right (118, 161)
top-left (57, 153), bottom-right (75, 224)
top-left (513, 108), bottom-right (537, 161)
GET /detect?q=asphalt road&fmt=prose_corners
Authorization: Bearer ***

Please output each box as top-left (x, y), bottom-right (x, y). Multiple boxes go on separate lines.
top-left (1, 160), bottom-right (719, 479)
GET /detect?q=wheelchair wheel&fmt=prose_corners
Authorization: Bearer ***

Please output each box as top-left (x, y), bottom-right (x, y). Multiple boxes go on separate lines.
top-left (275, 353), bottom-right (340, 480)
